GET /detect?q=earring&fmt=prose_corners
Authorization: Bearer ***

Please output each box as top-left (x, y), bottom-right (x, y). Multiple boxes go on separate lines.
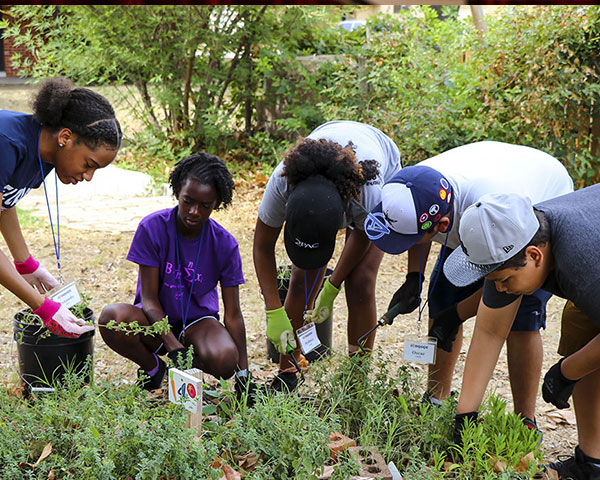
top-left (59, 143), bottom-right (64, 147)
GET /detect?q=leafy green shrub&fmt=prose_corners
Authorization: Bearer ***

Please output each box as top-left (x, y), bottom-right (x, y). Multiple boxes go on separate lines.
top-left (0, 375), bottom-right (219, 479)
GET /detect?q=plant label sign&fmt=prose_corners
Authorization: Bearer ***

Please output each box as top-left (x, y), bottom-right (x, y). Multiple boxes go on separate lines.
top-left (403, 336), bottom-right (437, 364)
top-left (168, 368), bottom-right (203, 414)
top-left (297, 322), bottom-right (321, 355)
top-left (49, 281), bottom-right (81, 310)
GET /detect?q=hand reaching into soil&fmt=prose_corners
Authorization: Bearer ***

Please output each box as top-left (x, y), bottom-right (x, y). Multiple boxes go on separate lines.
top-left (33, 297), bottom-right (94, 338)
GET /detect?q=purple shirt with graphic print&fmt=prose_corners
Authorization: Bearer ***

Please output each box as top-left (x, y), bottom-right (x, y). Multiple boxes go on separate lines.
top-left (127, 207), bottom-right (245, 324)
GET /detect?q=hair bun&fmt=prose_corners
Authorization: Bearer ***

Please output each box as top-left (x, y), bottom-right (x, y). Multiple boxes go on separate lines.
top-left (31, 76), bottom-right (74, 127)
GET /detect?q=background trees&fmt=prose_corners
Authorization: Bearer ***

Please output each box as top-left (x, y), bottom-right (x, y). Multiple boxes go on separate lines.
top-left (2, 5), bottom-right (599, 186)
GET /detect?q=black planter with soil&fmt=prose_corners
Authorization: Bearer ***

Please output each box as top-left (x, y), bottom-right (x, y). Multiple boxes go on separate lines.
top-left (13, 307), bottom-right (95, 392)
top-left (266, 267), bottom-right (333, 363)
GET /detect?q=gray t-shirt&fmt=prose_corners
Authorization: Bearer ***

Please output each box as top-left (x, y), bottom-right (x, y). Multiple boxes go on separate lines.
top-left (258, 121), bottom-right (401, 230)
top-left (482, 184), bottom-right (600, 327)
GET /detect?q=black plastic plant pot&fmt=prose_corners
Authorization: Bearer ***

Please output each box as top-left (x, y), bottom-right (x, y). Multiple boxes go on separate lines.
top-left (267, 267), bottom-right (333, 364)
top-left (13, 307), bottom-right (95, 392)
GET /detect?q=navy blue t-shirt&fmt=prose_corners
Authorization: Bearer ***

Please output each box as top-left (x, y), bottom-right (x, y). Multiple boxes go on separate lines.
top-left (0, 110), bottom-right (55, 210)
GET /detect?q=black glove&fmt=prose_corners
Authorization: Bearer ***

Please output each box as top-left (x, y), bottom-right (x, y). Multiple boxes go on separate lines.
top-left (234, 372), bottom-right (259, 406)
top-left (453, 411), bottom-right (478, 445)
top-left (387, 272), bottom-right (425, 321)
top-left (542, 358), bottom-right (579, 409)
top-left (167, 347), bottom-right (189, 369)
top-left (428, 304), bottom-right (463, 352)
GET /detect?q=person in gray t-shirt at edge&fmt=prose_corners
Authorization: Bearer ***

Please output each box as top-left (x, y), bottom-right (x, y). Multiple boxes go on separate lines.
top-left (253, 121), bottom-right (401, 392)
top-left (443, 186), bottom-right (600, 480)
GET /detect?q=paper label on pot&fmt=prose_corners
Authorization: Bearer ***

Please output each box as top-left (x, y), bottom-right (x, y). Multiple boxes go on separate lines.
top-left (297, 322), bottom-right (321, 355)
top-left (403, 336), bottom-right (437, 364)
top-left (168, 368), bottom-right (203, 414)
top-left (49, 281), bottom-right (81, 310)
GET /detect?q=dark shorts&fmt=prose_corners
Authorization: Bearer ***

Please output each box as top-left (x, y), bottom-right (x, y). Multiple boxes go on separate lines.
top-left (558, 301), bottom-right (600, 356)
top-left (153, 315), bottom-right (216, 355)
top-left (428, 247), bottom-right (551, 332)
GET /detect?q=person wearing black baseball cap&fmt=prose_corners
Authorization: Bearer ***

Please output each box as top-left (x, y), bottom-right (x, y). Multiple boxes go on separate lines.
top-left (365, 141), bottom-right (573, 432)
top-left (253, 121), bottom-right (401, 392)
top-left (445, 187), bottom-right (600, 479)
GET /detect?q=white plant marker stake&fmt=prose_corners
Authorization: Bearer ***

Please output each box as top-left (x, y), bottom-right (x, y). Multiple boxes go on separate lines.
top-left (168, 368), bottom-right (203, 433)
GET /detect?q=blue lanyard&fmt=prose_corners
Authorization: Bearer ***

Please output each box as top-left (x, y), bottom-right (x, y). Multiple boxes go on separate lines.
top-left (417, 208), bottom-right (453, 325)
top-left (174, 220), bottom-right (206, 327)
top-left (304, 268), bottom-right (322, 314)
top-left (37, 129), bottom-right (62, 283)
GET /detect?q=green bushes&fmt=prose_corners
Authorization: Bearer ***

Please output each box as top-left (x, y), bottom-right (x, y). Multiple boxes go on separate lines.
top-left (3, 5), bottom-right (598, 184)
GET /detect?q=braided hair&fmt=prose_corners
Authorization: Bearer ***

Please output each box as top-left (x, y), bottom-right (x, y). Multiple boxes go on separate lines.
top-left (282, 138), bottom-right (379, 203)
top-left (32, 76), bottom-right (122, 150)
top-left (169, 152), bottom-right (234, 209)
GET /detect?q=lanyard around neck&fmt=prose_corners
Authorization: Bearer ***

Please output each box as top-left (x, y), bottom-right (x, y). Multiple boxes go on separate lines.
top-left (174, 219), bottom-right (206, 327)
top-left (416, 208), bottom-right (453, 335)
top-left (304, 267), bottom-right (322, 314)
top-left (37, 129), bottom-right (63, 285)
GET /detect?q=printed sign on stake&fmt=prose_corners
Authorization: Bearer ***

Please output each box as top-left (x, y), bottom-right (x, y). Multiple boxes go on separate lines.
top-left (168, 368), bottom-right (203, 414)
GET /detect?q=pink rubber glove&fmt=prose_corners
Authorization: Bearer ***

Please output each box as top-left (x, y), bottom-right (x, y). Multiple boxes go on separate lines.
top-left (33, 298), bottom-right (94, 338)
top-left (14, 255), bottom-right (59, 293)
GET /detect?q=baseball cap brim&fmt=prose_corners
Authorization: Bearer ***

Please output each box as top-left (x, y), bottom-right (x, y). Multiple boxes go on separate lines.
top-left (442, 246), bottom-right (503, 287)
top-left (366, 201), bottom-right (426, 255)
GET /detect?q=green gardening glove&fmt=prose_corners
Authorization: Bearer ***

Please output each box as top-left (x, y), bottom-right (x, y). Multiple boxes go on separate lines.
top-left (305, 277), bottom-right (340, 324)
top-left (266, 307), bottom-right (296, 354)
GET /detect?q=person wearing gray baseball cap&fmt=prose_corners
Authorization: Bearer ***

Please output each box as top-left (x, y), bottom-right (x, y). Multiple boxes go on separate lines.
top-left (445, 186), bottom-right (600, 479)
top-left (253, 120), bottom-right (401, 392)
top-left (365, 141), bottom-right (573, 433)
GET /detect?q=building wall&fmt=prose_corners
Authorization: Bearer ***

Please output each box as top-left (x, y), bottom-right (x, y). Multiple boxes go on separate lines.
top-left (1, 6), bottom-right (35, 77)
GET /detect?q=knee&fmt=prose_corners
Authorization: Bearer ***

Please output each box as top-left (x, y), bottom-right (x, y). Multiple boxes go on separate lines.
top-left (346, 269), bottom-right (377, 299)
top-left (199, 343), bottom-right (239, 379)
top-left (98, 304), bottom-right (119, 326)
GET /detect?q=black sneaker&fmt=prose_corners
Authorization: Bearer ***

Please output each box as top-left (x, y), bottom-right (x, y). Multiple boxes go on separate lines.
top-left (268, 371), bottom-right (298, 393)
top-left (137, 357), bottom-right (167, 391)
top-left (547, 446), bottom-right (600, 480)
top-left (522, 416), bottom-right (543, 445)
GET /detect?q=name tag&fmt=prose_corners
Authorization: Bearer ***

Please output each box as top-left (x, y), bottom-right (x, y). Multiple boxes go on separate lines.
top-left (403, 336), bottom-right (437, 364)
top-left (49, 281), bottom-right (81, 310)
top-left (297, 322), bottom-right (321, 355)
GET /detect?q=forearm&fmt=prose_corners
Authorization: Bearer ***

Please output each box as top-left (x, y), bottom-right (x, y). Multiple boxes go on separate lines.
top-left (329, 228), bottom-right (370, 288)
top-left (406, 243), bottom-right (430, 274)
top-left (0, 207), bottom-right (31, 262)
top-left (457, 326), bottom-right (505, 413)
top-left (0, 249), bottom-right (44, 309)
top-left (253, 220), bottom-right (282, 310)
top-left (141, 300), bottom-right (181, 350)
top-left (457, 300), bottom-right (519, 413)
top-left (561, 332), bottom-right (600, 380)
top-left (224, 313), bottom-right (249, 370)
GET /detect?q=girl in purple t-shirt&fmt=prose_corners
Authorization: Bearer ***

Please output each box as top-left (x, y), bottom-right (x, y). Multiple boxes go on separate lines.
top-left (99, 153), bottom-right (254, 397)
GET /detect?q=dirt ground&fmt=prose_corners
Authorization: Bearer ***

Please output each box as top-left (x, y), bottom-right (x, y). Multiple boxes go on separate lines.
top-left (0, 179), bottom-right (578, 465)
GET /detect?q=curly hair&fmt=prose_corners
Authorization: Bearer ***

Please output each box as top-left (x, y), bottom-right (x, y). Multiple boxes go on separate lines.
top-left (169, 152), bottom-right (234, 209)
top-left (281, 138), bottom-right (380, 202)
top-left (32, 76), bottom-right (122, 150)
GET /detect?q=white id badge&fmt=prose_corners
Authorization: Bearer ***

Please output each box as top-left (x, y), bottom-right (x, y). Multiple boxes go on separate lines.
top-left (297, 322), bottom-right (321, 355)
top-left (403, 336), bottom-right (437, 364)
top-left (49, 281), bottom-right (81, 310)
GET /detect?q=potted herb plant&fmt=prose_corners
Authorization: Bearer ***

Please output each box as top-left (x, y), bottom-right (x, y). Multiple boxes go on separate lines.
top-left (13, 294), bottom-right (95, 393)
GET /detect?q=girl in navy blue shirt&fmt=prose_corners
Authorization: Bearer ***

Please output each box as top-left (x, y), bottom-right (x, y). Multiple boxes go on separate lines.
top-left (0, 76), bottom-right (121, 337)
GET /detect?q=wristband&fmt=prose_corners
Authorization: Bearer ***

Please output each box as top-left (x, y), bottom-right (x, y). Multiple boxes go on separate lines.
top-left (33, 297), bottom-right (61, 324)
top-left (14, 255), bottom-right (40, 275)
